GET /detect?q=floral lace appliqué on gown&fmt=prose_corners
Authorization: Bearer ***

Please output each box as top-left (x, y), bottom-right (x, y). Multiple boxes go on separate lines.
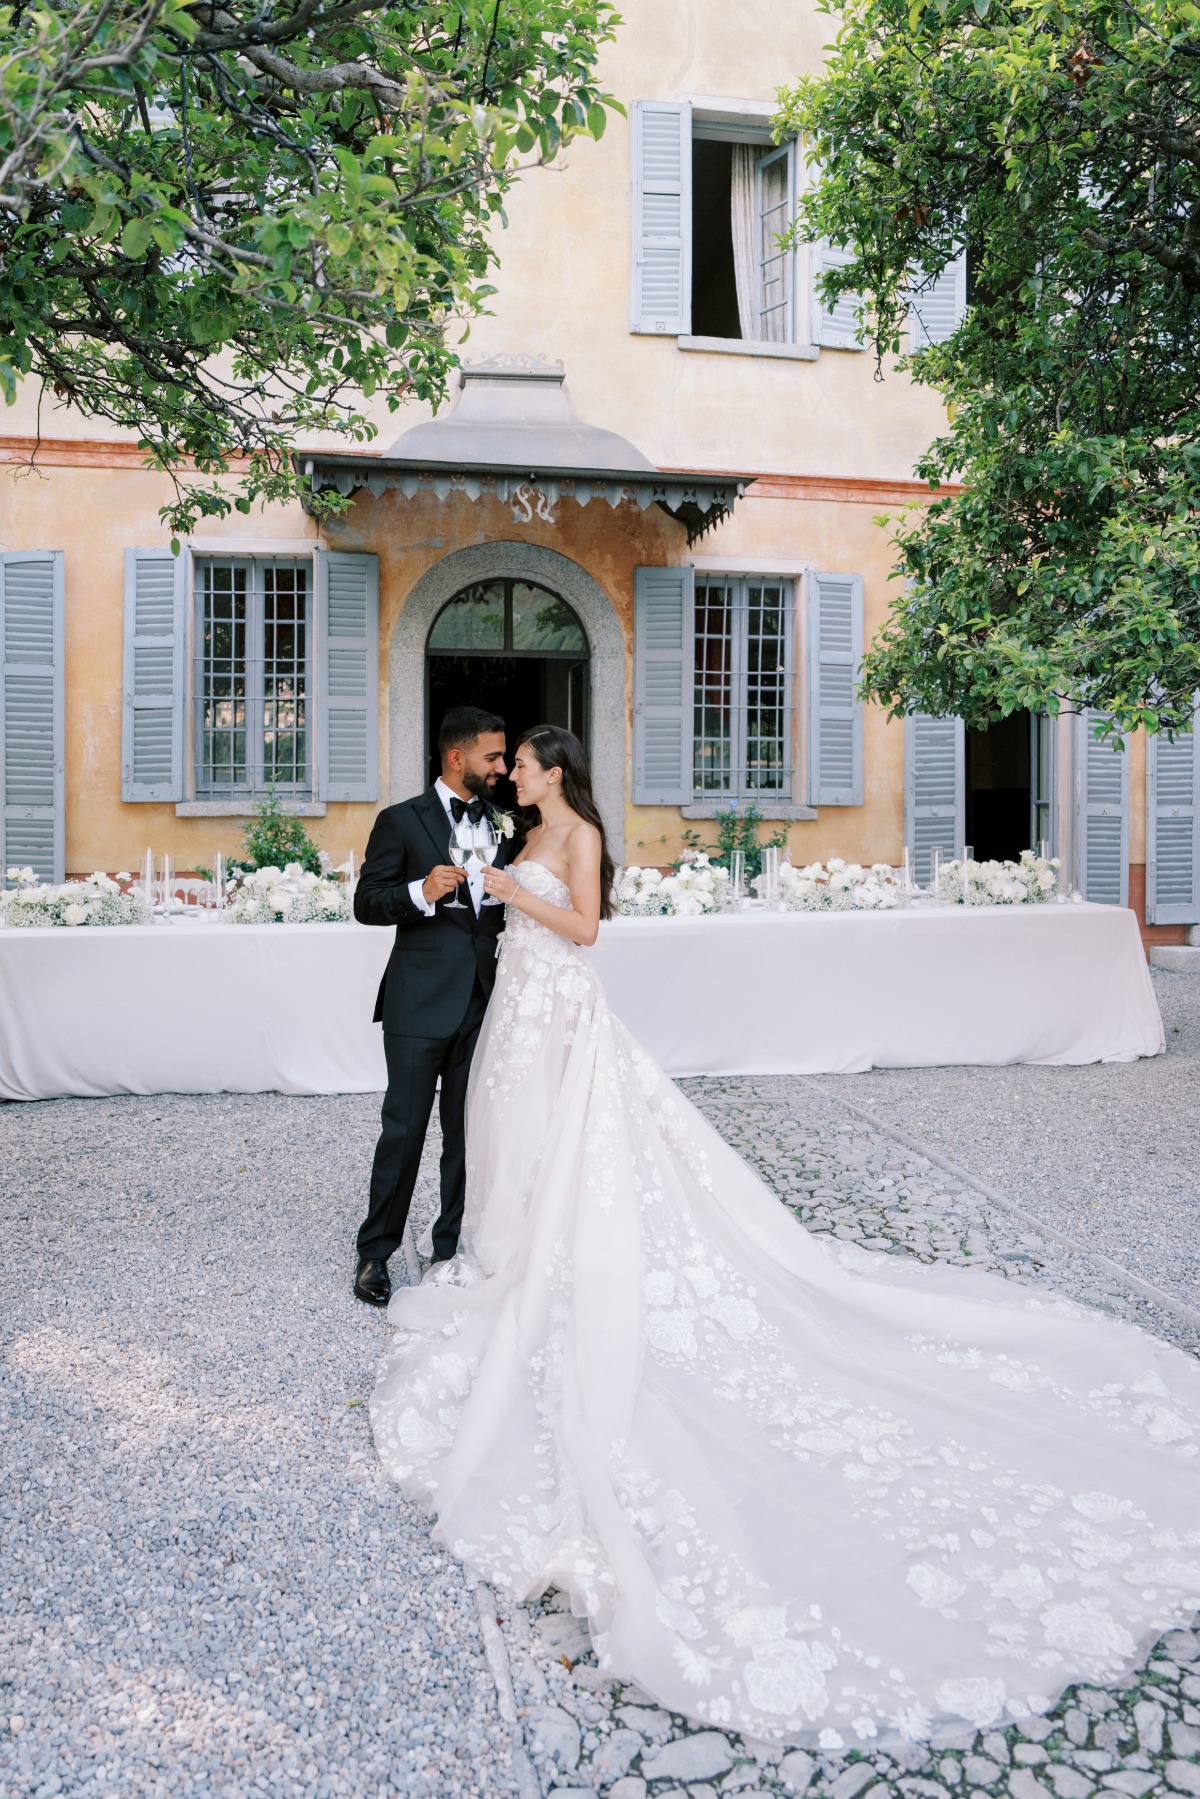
top-left (370, 860), bottom-right (1200, 1750)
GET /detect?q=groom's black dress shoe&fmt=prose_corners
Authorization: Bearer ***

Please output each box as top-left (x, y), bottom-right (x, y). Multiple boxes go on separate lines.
top-left (353, 1257), bottom-right (391, 1307)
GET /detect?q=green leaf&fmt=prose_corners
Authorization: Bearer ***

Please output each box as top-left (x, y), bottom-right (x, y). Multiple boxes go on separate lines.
top-left (121, 217), bottom-right (154, 259)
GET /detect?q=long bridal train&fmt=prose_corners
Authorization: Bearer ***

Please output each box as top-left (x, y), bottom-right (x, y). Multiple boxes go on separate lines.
top-left (371, 862), bottom-right (1200, 1750)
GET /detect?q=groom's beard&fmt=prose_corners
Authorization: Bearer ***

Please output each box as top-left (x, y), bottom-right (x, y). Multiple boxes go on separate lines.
top-left (462, 769), bottom-right (499, 801)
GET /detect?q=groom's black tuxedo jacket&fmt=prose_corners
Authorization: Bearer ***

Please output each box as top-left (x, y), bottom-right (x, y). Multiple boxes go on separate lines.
top-left (353, 788), bottom-right (513, 1038)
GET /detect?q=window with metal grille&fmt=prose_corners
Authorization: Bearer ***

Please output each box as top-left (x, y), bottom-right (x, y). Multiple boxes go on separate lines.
top-left (693, 577), bottom-right (793, 799)
top-left (194, 557), bottom-right (310, 797)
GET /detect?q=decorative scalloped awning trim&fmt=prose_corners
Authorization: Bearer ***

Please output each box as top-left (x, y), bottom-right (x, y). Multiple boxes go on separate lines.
top-left (299, 457), bottom-right (747, 545)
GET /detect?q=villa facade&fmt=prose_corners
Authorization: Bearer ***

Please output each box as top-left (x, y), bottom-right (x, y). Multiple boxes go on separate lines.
top-left (0, 0), bottom-right (1195, 939)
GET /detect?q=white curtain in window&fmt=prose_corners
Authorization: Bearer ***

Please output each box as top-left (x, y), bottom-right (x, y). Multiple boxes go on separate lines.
top-left (730, 144), bottom-right (757, 340)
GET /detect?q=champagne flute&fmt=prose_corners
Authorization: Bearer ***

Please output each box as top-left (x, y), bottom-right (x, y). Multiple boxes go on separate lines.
top-left (477, 819), bottom-right (503, 905)
top-left (445, 821), bottom-right (471, 909)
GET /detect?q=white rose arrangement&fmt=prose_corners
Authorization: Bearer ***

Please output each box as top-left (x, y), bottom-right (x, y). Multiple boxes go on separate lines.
top-left (940, 850), bottom-right (1059, 905)
top-left (779, 859), bottom-right (902, 913)
top-left (490, 808), bottom-right (517, 841)
top-left (1, 867), bottom-right (148, 928)
top-left (225, 863), bottom-right (351, 924)
top-left (615, 852), bottom-right (731, 917)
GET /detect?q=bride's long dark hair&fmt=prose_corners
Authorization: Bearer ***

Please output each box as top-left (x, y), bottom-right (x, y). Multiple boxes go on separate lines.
top-left (517, 724), bottom-right (616, 920)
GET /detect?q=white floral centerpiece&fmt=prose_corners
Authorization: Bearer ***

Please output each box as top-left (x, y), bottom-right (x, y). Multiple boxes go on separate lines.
top-left (939, 850), bottom-right (1059, 905)
top-left (614, 864), bottom-right (666, 916)
top-left (660, 851), bottom-right (730, 916)
top-left (225, 863), bottom-right (351, 924)
top-left (0, 867), bottom-right (148, 927)
top-left (615, 852), bottom-right (731, 918)
top-left (780, 858), bottom-right (903, 913)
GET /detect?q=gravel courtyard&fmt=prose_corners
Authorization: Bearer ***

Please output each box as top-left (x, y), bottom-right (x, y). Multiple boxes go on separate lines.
top-left (2, 971), bottom-right (1198, 1799)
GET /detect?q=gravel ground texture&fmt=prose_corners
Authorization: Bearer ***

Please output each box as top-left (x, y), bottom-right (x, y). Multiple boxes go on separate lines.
top-left (2, 968), bottom-right (1198, 1799)
top-left (0, 1093), bottom-right (516, 1799)
top-left (805, 969), bottom-right (1200, 1312)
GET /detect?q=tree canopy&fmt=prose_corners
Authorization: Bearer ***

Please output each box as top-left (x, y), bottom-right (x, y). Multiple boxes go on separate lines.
top-left (0, 1), bottom-right (620, 535)
top-left (778, 0), bottom-right (1200, 736)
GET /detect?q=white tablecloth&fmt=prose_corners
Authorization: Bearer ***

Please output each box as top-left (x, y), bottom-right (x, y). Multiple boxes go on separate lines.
top-left (0, 921), bottom-right (393, 1102)
top-left (587, 902), bottom-right (1164, 1077)
top-left (0, 903), bottom-right (1163, 1101)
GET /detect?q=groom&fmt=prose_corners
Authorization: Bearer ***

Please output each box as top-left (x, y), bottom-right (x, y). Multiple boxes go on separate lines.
top-left (351, 705), bottom-right (512, 1306)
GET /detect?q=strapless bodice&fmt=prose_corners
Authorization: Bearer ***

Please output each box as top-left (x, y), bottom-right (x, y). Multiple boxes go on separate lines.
top-left (500, 860), bottom-right (581, 962)
top-left (510, 860), bottom-right (570, 907)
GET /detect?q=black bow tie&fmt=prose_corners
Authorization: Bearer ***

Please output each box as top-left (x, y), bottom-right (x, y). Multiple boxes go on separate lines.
top-left (449, 796), bottom-right (486, 825)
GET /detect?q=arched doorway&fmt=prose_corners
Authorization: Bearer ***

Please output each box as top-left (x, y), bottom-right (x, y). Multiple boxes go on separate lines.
top-left (387, 542), bottom-right (625, 850)
top-left (425, 578), bottom-right (589, 798)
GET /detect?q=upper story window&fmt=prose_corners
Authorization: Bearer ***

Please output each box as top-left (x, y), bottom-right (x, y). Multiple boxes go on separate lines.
top-left (194, 556), bottom-right (311, 798)
top-left (631, 99), bottom-right (965, 356)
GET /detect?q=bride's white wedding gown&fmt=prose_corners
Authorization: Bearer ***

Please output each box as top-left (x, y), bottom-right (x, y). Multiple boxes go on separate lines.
top-left (371, 862), bottom-right (1200, 1750)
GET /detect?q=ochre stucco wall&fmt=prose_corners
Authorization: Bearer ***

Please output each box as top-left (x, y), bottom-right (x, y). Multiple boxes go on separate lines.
top-left (0, 0), bottom-right (1151, 882)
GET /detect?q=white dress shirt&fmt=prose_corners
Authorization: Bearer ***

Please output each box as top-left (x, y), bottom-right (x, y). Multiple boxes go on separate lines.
top-left (408, 778), bottom-right (487, 915)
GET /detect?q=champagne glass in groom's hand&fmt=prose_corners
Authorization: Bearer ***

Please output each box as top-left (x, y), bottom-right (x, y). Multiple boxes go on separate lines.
top-left (445, 820), bottom-right (472, 909)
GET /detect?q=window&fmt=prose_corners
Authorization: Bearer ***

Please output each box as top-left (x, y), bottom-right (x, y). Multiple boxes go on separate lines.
top-left (124, 546), bottom-right (378, 808)
top-left (688, 125), bottom-right (804, 346)
top-left (693, 577), bottom-right (793, 799)
top-left (194, 557), bottom-right (311, 798)
top-left (633, 565), bottom-right (863, 815)
top-left (631, 100), bottom-right (864, 353)
top-left (427, 580), bottom-right (587, 655)
top-left (632, 100), bottom-right (966, 354)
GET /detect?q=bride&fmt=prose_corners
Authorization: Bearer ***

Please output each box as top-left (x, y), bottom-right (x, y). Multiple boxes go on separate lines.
top-left (370, 724), bottom-right (1200, 1750)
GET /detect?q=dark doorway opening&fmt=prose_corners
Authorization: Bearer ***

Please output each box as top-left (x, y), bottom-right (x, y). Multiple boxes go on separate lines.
top-left (691, 139), bottom-right (742, 339)
top-left (966, 711), bottom-right (1033, 862)
top-left (425, 578), bottom-right (589, 808)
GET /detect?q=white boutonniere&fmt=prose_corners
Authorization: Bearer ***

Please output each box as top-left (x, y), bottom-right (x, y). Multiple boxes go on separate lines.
top-left (491, 808), bottom-right (516, 841)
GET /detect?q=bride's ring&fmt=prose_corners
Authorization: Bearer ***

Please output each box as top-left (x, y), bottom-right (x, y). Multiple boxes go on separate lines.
top-left (485, 868), bottom-right (517, 902)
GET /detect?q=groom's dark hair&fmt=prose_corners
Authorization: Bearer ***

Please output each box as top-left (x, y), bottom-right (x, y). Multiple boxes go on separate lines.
top-left (438, 705), bottom-right (506, 763)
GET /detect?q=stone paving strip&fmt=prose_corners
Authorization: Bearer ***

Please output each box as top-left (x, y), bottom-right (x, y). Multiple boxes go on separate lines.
top-left (3, 1051), bottom-right (1198, 1799)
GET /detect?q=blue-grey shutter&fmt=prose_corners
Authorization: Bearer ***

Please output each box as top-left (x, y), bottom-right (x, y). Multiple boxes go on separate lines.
top-left (907, 252), bottom-right (967, 348)
top-left (1075, 709), bottom-right (1129, 905)
top-left (629, 100), bottom-right (692, 335)
top-left (807, 571), bottom-right (863, 806)
top-left (633, 566), bottom-right (694, 805)
top-left (314, 549), bottom-right (379, 802)
top-left (904, 712), bottom-right (965, 885)
top-left (1146, 710), bottom-right (1199, 924)
top-left (811, 241), bottom-right (864, 349)
top-left (122, 547), bottom-right (186, 801)
top-left (1, 551), bottom-right (64, 882)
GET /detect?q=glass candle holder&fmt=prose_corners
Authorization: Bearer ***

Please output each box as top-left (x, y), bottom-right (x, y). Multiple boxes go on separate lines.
top-left (761, 846), bottom-right (781, 908)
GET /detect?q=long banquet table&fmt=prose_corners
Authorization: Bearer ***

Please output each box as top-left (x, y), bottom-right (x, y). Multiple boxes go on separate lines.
top-left (0, 901), bottom-right (1163, 1101)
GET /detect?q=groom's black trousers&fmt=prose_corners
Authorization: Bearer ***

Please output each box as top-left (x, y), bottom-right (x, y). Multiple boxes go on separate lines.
top-left (357, 976), bottom-right (490, 1265)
